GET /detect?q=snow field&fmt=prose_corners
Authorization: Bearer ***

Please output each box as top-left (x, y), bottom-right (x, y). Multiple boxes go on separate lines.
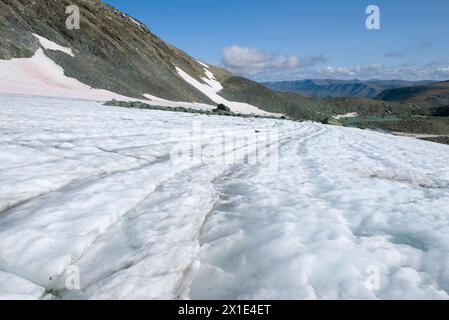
top-left (1, 94), bottom-right (449, 299)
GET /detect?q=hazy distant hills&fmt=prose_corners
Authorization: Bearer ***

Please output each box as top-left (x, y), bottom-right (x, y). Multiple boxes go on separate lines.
top-left (377, 81), bottom-right (449, 108)
top-left (262, 79), bottom-right (435, 99)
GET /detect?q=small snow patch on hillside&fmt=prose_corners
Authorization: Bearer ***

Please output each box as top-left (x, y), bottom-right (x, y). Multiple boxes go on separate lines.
top-left (142, 93), bottom-right (214, 111)
top-left (32, 34), bottom-right (75, 57)
top-left (197, 60), bottom-right (210, 68)
top-left (333, 112), bottom-right (359, 120)
top-left (129, 17), bottom-right (143, 29)
top-left (176, 65), bottom-right (277, 116)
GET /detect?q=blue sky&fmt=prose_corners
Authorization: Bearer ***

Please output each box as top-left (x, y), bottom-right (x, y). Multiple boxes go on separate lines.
top-left (104, 0), bottom-right (449, 81)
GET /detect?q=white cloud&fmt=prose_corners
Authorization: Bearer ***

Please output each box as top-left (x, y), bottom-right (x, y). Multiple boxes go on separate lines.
top-left (310, 64), bottom-right (407, 80)
top-left (221, 45), bottom-right (300, 76)
top-left (437, 66), bottom-right (449, 73)
top-left (321, 66), bottom-right (363, 77)
top-left (219, 45), bottom-right (449, 81)
top-left (434, 67), bottom-right (449, 78)
top-left (303, 63), bottom-right (449, 81)
top-left (250, 62), bottom-right (449, 81)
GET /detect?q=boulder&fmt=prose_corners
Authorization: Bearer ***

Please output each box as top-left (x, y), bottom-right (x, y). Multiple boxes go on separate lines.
top-left (215, 104), bottom-right (231, 113)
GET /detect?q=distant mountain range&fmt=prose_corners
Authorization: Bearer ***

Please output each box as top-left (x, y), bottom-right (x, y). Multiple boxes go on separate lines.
top-left (262, 79), bottom-right (435, 99)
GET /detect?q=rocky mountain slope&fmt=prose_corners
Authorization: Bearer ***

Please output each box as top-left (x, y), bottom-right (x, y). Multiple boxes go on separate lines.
top-left (0, 0), bottom-right (221, 103)
top-left (0, 0), bottom-right (322, 119)
top-left (263, 79), bottom-right (433, 99)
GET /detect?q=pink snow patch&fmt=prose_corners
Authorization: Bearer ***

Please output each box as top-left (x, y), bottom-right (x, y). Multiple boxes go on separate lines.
top-left (0, 49), bottom-right (135, 101)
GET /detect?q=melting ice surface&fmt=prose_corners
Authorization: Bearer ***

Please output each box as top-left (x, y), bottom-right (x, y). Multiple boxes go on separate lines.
top-left (1, 93), bottom-right (449, 299)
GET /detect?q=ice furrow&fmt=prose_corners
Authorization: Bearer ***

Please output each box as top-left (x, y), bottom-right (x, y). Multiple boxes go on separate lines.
top-left (0, 157), bottom-right (206, 288)
top-left (57, 163), bottom-right (228, 299)
top-left (190, 124), bottom-right (449, 299)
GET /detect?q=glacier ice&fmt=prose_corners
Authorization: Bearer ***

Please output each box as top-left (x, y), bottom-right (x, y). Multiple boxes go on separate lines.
top-left (1, 93), bottom-right (449, 299)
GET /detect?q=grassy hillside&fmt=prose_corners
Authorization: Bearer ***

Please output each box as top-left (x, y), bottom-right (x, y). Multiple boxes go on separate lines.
top-left (208, 70), bottom-right (322, 120)
top-left (377, 81), bottom-right (449, 108)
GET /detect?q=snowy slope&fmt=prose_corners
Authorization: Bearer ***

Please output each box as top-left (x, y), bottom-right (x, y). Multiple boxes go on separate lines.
top-left (1, 93), bottom-right (449, 300)
top-left (0, 44), bottom-right (211, 110)
top-left (0, 34), bottom-right (271, 115)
